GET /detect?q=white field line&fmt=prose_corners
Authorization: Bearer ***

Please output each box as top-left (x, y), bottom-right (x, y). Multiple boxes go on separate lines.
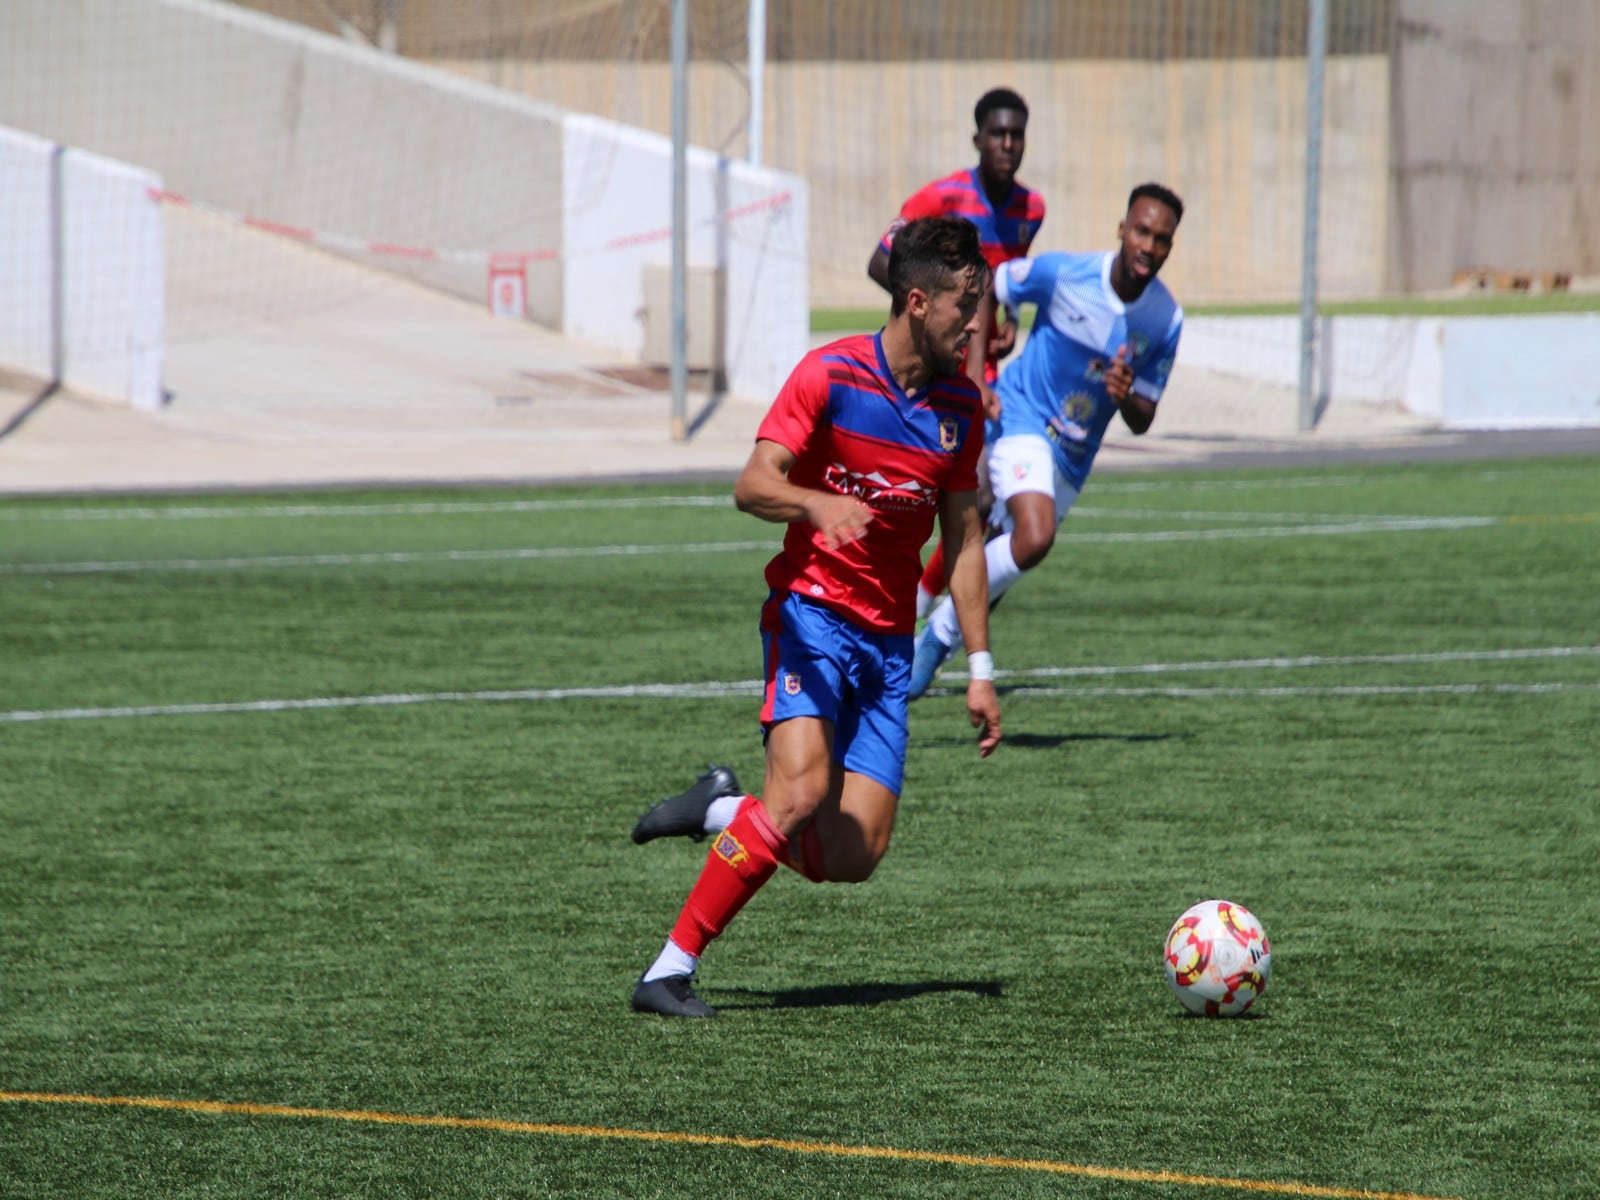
top-left (0, 541), bottom-right (776, 576)
top-left (1069, 506), bottom-right (1442, 524)
top-left (993, 683), bottom-right (1600, 698)
top-left (0, 515), bottom-right (1500, 576)
top-left (1055, 515), bottom-right (1496, 543)
top-left (1087, 463), bottom-right (1599, 495)
top-left (1009, 644), bottom-right (1600, 679)
top-left (4, 646), bottom-right (1595, 725)
top-left (0, 496), bottom-right (733, 522)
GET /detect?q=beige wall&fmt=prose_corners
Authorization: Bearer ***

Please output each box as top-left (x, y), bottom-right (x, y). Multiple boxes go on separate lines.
top-left (442, 56), bottom-right (1392, 308)
top-left (1388, 0), bottom-right (1600, 291)
top-left (9, 0), bottom-right (1595, 310)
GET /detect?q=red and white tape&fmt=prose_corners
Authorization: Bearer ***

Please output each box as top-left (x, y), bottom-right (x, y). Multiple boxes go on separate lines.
top-left (147, 187), bottom-right (791, 267)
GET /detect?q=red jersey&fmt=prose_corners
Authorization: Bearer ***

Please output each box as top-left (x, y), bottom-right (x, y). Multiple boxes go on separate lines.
top-left (880, 167), bottom-right (1046, 271)
top-left (877, 168), bottom-right (1045, 376)
top-left (755, 333), bottom-right (986, 634)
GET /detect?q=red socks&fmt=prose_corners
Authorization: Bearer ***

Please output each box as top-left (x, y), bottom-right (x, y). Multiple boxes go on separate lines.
top-left (670, 795), bottom-right (788, 956)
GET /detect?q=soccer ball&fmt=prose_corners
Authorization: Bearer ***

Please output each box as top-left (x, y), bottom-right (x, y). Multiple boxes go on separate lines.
top-left (1163, 899), bottom-right (1272, 1017)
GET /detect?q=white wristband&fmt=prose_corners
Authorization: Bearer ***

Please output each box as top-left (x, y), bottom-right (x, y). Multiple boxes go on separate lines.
top-left (966, 650), bottom-right (995, 682)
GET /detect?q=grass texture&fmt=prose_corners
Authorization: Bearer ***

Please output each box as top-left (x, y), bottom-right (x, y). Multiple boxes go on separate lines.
top-left (2, 457), bottom-right (1597, 1199)
top-left (812, 290), bottom-right (1600, 333)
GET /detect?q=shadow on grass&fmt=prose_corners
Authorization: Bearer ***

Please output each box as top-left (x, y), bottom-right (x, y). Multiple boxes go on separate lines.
top-left (712, 978), bottom-right (1004, 1011)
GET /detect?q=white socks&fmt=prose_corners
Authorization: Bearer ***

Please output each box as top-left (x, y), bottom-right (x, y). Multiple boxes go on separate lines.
top-left (704, 793), bottom-right (742, 835)
top-left (643, 938), bottom-right (699, 983)
top-left (639, 797), bottom-right (743, 984)
top-left (926, 533), bottom-right (1024, 649)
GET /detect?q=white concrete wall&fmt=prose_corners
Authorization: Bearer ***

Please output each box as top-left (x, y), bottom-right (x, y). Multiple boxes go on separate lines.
top-left (0, 0), bottom-right (809, 402)
top-left (562, 115), bottom-right (807, 402)
top-left (1182, 314), bottom-right (1600, 429)
top-left (1437, 317), bottom-right (1600, 429)
top-left (0, 0), bottom-right (569, 327)
top-left (0, 125), bottom-right (164, 410)
top-left (0, 128), bottom-right (55, 383)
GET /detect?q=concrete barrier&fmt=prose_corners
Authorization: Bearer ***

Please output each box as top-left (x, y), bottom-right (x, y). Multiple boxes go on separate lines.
top-left (0, 125), bottom-right (164, 410)
top-left (562, 115), bottom-right (807, 402)
top-left (1182, 314), bottom-right (1600, 429)
top-left (0, 0), bottom-right (808, 403)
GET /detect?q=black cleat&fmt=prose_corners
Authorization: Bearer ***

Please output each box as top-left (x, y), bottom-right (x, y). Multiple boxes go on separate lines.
top-left (631, 765), bottom-right (741, 845)
top-left (631, 973), bottom-right (716, 1018)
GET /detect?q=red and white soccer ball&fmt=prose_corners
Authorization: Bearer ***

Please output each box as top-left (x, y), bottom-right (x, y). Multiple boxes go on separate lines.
top-left (1163, 899), bottom-right (1272, 1017)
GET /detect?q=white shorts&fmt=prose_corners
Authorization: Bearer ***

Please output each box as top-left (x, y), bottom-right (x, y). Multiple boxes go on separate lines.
top-left (986, 434), bottom-right (1080, 533)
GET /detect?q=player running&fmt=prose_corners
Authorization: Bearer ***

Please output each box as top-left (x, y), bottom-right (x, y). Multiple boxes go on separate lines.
top-left (910, 183), bottom-right (1185, 699)
top-left (629, 216), bottom-right (1003, 1018)
top-left (868, 87), bottom-right (1045, 390)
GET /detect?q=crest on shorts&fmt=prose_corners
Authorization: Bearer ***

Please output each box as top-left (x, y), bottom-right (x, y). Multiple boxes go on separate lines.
top-left (784, 672), bottom-right (802, 695)
top-left (939, 418), bottom-right (959, 451)
top-left (713, 830), bottom-right (748, 868)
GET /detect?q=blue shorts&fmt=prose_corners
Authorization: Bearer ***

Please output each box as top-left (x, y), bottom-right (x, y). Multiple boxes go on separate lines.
top-left (759, 590), bottom-right (912, 796)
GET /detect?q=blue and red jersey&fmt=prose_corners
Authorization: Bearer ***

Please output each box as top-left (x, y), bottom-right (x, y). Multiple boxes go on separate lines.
top-left (877, 168), bottom-right (1045, 376)
top-left (879, 167), bottom-right (1046, 271)
top-left (755, 333), bottom-right (986, 634)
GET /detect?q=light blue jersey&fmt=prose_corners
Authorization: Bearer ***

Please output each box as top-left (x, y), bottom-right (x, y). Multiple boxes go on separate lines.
top-left (993, 251), bottom-right (1182, 491)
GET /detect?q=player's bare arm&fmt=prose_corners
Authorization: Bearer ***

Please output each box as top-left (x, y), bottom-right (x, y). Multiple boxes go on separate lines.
top-left (867, 216), bottom-right (905, 294)
top-left (1103, 344), bottom-right (1156, 435)
top-left (734, 438), bottom-right (873, 549)
top-left (867, 245), bottom-right (891, 293)
top-left (987, 299), bottom-right (1018, 361)
top-left (939, 486), bottom-right (1003, 756)
top-left (965, 292), bottom-right (1002, 420)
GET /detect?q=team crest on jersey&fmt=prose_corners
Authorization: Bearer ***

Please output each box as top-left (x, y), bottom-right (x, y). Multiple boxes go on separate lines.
top-left (939, 418), bottom-right (960, 451)
top-left (1048, 392), bottom-right (1093, 443)
top-left (1064, 392), bottom-right (1095, 423)
top-left (713, 830), bottom-right (748, 868)
top-left (1016, 221), bottom-right (1035, 243)
top-left (1129, 333), bottom-right (1151, 357)
top-left (784, 672), bottom-right (802, 695)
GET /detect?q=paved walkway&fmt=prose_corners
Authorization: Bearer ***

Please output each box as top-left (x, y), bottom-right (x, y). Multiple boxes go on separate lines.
top-left (3, 241), bottom-right (1596, 496)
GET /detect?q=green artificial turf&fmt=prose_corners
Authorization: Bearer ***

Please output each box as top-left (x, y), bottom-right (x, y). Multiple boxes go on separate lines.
top-left (812, 291), bottom-right (1600, 334)
top-left (3, 459), bottom-right (1597, 1198)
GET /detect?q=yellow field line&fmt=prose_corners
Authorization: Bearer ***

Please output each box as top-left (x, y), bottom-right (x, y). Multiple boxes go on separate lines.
top-left (1, 1089), bottom-right (1458, 1200)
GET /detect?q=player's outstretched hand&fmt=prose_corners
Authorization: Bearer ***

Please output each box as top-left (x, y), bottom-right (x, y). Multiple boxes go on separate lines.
top-left (989, 320), bottom-right (1018, 360)
top-left (1104, 344), bottom-right (1134, 402)
top-left (808, 492), bottom-right (874, 550)
top-left (967, 680), bottom-right (1002, 757)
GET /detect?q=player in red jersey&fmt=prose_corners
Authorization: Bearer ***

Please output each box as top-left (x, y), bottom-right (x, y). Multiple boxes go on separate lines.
top-left (868, 87), bottom-right (1045, 392)
top-left (867, 88), bottom-right (1046, 618)
top-left (630, 216), bottom-right (1004, 1018)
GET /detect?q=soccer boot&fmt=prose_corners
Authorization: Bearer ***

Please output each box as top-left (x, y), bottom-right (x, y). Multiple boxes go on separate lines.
top-left (907, 626), bottom-right (954, 701)
top-left (631, 973), bottom-right (716, 1018)
top-left (630, 764), bottom-right (741, 845)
